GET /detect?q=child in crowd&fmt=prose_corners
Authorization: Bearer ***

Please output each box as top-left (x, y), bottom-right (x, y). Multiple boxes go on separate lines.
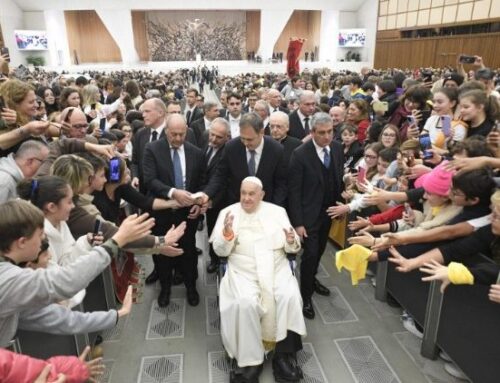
top-left (340, 124), bottom-right (364, 173)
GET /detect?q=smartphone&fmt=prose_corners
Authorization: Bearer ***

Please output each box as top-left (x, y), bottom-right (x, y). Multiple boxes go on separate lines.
top-left (419, 134), bottom-right (433, 159)
top-left (459, 55), bottom-right (475, 64)
top-left (0, 47), bottom-right (9, 62)
top-left (496, 271), bottom-right (500, 284)
top-left (357, 166), bottom-right (366, 183)
top-left (0, 95), bottom-right (5, 110)
top-left (99, 117), bottom-right (106, 132)
top-left (109, 157), bottom-right (121, 182)
top-left (407, 115), bottom-right (416, 125)
top-left (90, 103), bottom-right (96, 110)
top-left (93, 219), bottom-right (102, 235)
top-left (441, 115), bottom-right (451, 137)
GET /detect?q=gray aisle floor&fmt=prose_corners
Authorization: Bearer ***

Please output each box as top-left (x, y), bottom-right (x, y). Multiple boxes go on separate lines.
top-left (100, 227), bottom-right (462, 383)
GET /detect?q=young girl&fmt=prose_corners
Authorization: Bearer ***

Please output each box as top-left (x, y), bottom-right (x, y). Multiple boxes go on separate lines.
top-left (459, 89), bottom-right (499, 138)
top-left (340, 124), bottom-right (363, 172)
top-left (378, 124), bottom-right (401, 149)
top-left (422, 87), bottom-right (467, 150)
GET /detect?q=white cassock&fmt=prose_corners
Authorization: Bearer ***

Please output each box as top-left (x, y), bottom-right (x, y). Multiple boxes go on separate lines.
top-left (210, 201), bottom-right (307, 367)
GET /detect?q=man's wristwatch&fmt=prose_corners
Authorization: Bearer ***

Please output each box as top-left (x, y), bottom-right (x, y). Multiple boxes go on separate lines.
top-left (156, 236), bottom-right (166, 248)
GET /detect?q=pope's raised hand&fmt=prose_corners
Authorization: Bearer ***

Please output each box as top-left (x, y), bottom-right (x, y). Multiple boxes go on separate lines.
top-left (223, 211), bottom-right (234, 236)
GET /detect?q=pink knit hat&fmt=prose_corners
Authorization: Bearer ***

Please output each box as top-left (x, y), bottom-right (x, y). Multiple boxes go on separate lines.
top-left (415, 161), bottom-right (454, 196)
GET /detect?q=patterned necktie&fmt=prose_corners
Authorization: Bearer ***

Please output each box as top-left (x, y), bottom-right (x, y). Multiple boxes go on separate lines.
top-left (323, 147), bottom-right (330, 169)
top-left (248, 150), bottom-right (256, 176)
top-left (304, 117), bottom-right (310, 135)
top-left (151, 130), bottom-right (158, 142)
top-left (172, 148), bottom-right (184, 189)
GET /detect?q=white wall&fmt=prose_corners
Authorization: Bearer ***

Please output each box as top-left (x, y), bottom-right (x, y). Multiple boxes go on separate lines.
top-left (23, 11), bottom-right (50, 65)
top-left (356, 0), bottom-right (377, 66)
top-left (44, 10), bottom-right (71, 67)
top-left (319, 10), bottom-right (339, 62)
top-left (96, 9), bottom-right (139, 64)
top-left (258, 9), bottom-right (294, 62)
top-left (0, 0), bottom-right (25, 65)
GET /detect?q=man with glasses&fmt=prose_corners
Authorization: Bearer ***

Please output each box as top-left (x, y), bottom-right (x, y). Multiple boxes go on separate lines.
top-left (59, 107), bottom-right (94, 141)
top-left (288, 112), bottom-right (344, 320)
top-left (0, 140), bottom-right (49, 203)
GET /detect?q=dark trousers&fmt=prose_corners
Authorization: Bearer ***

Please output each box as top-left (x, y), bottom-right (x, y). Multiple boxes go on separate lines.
top-left (206, 207), bottom-right (221, 264)
top-left (300, 212), bottom-right (332, 300)
top-left (275, 331), bottom-right (303, 354)
top-left (153, 209), bottom-right (198, 290)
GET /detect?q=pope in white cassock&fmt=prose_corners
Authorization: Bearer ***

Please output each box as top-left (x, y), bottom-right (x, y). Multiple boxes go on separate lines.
top-left (210, 176), bottom-right (307, 383)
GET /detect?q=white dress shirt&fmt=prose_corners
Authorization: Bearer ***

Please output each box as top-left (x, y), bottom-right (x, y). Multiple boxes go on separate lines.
top-left (246, 137), bottom-right (265, 173)
top-left (312, 138), bottom-right (330, 164)
top-left (297, 110), bottom-right (310, 132)
top-left (150, 122), bottom-right (166, 142)
top-left (229, 115), bottom-right (241, 138)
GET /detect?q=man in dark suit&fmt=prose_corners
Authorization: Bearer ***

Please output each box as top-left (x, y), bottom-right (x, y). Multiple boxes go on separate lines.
top-left (131, 98), bottom-right (167, 195)
top-left (190, 101), bottom-right (219, 148)
top-left (243, 92), bottom-right (258, 113)
top-left (253, 100), bottom-right (270, 135)
top-left (202, 112), bottom-right (287, 209)
top-left (184, 88), bottom-right (204, 127)
top-left (218, 90), bottom-right (229, 119)
top-left (202, 118), bottom-right (231, 273)
top-left (166, 100), bottom-right (199, 146)
top-left (143, 114), bottom-right (207, 308)
top-left (288, 112), bottom-right (344, 320)
top-left (288, 91), bottom-right (316, 140)
top-left (269, 111), bottom-right (301, 165)
top-left (267, 89), bottom-right (289, 114)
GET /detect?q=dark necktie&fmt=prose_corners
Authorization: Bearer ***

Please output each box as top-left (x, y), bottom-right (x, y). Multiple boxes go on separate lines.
top-left (172, 149), bottom-right (183, 189)
top-left (323, 147), bottom-right (330, 169)
top-left (206, 147), bottom-right (214, 165)
top-left (304, 117), bottom-right (310, 135)
top-left (248, 150), bottom-right (256, 176)
top-left (151, 130), bottom-right (158, 142)
top-left (186, 110), bottom-right (192, 125)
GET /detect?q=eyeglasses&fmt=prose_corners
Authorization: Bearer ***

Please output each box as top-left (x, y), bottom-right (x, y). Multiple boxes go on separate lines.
top-left (72, 124), bottom-right (89, 130)
top-left (450, 188), bottom-right (466, 198)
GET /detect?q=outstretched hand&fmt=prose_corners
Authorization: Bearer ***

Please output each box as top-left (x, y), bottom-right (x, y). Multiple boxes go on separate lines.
top-left (78, 346), bottom-right (105, 383)
top-left (420, 260), bottom-right (450, 293)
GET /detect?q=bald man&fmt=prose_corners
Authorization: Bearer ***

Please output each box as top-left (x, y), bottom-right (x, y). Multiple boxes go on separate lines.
top-left (267, 89), bottom-right (289, 114)
top-left (211, 177), bottom-right (306, 383)
top-left (329, 106), bottom-right (346, 141)
top-left (143, 113), bottom-right (207, 308)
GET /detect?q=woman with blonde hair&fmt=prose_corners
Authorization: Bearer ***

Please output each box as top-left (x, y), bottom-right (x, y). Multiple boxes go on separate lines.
top-left (0, 79), bottom-right (60, 156)
top-left (81, 84), bottom-right (126, 130)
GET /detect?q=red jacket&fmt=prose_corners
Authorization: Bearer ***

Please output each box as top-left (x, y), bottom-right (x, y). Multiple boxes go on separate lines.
top-left (357, 119), bottom-right (370, 144)
top-left (0, 348), bottom-right (89, 383)
top-left (369, 204), bottom-right (405, 225)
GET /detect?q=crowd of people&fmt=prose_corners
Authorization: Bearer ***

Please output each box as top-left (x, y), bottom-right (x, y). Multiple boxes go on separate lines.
top-left (0, 48), bottom-right (499, 382)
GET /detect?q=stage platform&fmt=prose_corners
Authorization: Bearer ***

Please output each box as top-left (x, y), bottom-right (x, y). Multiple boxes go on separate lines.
top-left (43, 60), bottom-right (371, 76)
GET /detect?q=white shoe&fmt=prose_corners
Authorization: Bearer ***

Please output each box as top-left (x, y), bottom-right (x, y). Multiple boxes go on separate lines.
top-left (370, 277), bottom-right (376, 287)
top-left (402, 316), bottom-right (423, 339)
top-left (439, 351), bottom-right (452, 362)
top-left (444, 362), bottom-right (469, 381)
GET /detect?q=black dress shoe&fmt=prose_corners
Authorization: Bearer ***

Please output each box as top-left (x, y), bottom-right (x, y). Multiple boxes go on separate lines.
top-left (145, 269), bottom-right (159, 285)
top-left (187, 288), bottom-right (200, 306)
top-left (172, 270), bottom-right (183, 285)
top-left (272, 353), bottom-right (302, 382)
top-left (314, 279), bottom-right (331, 296)
top-left (195, 247), bottom-right (203, 256)
top-left (206, 261), bottom-right (219, 274)
top-left (230, 364), bottom-right (262, 383)
top-left (302, 299), bottom-right (315, 320)
top-left (157, 288), bottom-right (171, 307)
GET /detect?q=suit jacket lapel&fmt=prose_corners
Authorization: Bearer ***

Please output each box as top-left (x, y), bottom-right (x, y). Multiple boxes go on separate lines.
top-left (307, 141), bottom-right (324, 185)
top-left (184, 144), bottom-right (193, 189)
